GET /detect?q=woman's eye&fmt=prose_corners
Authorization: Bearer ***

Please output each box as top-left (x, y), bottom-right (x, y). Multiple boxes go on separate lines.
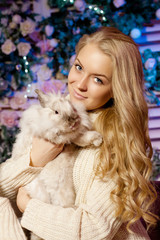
top-left (75, 64), bottom-right (82, 71)
top-left (94, 77), bottom-right (103, 84)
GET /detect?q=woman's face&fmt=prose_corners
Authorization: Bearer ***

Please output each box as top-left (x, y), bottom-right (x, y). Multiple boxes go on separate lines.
top-left (68, 43), bottom-right (113, 110)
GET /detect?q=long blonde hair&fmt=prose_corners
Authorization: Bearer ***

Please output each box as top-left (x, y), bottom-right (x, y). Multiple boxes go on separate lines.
top-left (76, 27), bottom-right (159, 231)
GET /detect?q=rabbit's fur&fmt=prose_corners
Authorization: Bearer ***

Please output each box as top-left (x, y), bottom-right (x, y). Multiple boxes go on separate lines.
top-left (12, 90), bottom-right (102, 240)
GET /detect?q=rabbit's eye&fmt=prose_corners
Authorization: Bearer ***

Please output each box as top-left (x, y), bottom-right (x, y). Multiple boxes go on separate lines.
top-left (55, 110), bottom-right (59, 114)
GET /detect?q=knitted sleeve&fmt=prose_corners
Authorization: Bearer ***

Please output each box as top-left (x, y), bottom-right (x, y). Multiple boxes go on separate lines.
top-left (0, 153), bottom-right (42, 200)
top-left (0, 197), bottom-right (27, 240)
top-left (21, 178), bottom-right (122, 240)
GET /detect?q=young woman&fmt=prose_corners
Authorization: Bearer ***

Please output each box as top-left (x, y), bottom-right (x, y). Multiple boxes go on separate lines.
top-left (0, 27), bottom-right (158, 239)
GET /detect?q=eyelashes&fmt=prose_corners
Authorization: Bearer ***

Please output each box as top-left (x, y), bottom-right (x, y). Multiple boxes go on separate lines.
top-left (75, 64), bottom-right (82, 71)
top-left (74, 63), bottom-right (104, 85)
top-left (94, 77), bottom-right (103, 84)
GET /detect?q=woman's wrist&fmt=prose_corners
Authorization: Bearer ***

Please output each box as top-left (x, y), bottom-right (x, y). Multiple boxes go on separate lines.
top-left (29, 137), bottom-right (64, 167)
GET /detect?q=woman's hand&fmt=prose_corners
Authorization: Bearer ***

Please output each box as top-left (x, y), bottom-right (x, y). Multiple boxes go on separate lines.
top-left (16, 187), bottom-right (31, 213)
top-left (30, 137), bottom-right (64, 167)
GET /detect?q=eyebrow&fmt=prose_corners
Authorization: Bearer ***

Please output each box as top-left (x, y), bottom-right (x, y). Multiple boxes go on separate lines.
top-left (76, 58), bottom-right (111, 81)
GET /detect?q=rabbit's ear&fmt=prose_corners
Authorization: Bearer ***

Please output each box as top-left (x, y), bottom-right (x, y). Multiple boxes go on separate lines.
top-left (35, 89), bottom-right (48, 108)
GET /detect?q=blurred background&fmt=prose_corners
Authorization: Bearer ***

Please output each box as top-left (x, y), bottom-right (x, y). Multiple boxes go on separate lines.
top-left (0, 0), bottom-right (160, 179)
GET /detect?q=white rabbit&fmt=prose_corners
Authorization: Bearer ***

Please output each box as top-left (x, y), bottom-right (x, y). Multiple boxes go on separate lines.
top-left (12, 89), bottom-right (102, 240)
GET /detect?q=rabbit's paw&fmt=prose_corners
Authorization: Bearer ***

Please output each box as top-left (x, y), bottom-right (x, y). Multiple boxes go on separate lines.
top-left (92, 132), bottom-right (103, 147)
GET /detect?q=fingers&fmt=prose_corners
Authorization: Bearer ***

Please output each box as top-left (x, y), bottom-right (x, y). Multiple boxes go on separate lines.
top-left (16, 187), bottom-right (31, 213)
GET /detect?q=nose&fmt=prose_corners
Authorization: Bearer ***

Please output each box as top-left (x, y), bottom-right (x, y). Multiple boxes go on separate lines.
top-left (77, 75), bottom-right (88, 91)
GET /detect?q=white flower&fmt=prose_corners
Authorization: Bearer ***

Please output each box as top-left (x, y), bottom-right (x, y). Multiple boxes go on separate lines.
top-left (37, 64), bottom-right (52, 81)
top-left (74, 0), bottom-right (86, 12)
top-left (130, 28), bottom-right (141, 39)
top-left (113, 0), bottom-right (126, 8)
top-left (144, 58), bottom-right (156, 70)
top-left (17, 42), bottom-right (31, 56)
top-left (1, 39), bottom-right (16, 55)
top-left (12, 14), bottom-right (22, 24)
top-left (20, 19), bottom-right (36, 37)
top-left (49, 39), bottom-right (58, 48)
top-left (45, 25), bottom-right (54, 37)
top-left (9, 22), bottom-right (17, 29)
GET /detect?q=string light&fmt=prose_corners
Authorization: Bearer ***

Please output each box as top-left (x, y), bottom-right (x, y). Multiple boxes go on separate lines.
top-left (88, 4), bottom-right (107, 22)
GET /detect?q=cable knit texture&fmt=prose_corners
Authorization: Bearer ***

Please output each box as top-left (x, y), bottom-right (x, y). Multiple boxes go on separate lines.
top-left (21, 144), bottom-right (150, 240)
top-left (0, 152), bottom-right (41, 239)
top-left (0, 110), bottom-right (151, 240)
top-left (0, 197), bottom-right (27, 240)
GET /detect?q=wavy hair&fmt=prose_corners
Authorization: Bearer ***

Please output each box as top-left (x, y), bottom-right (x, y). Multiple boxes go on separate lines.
top-left (75, 27), bottom-right (159, 231)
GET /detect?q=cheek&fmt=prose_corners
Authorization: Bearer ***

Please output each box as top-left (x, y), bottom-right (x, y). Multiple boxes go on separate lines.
top-left (92, 87), bottom-right (112, 107)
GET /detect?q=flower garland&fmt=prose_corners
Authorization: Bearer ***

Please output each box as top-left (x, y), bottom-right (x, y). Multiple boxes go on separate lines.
top-left (0, 0), bottom-right (160, 179)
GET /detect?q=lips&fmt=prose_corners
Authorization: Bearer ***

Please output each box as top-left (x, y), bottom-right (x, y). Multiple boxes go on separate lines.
top-left (73, 89), bottom-right (87, 100)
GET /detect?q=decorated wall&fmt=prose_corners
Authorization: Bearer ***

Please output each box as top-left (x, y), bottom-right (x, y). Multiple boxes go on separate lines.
top-left (0, 0), bottom-right (160, 179)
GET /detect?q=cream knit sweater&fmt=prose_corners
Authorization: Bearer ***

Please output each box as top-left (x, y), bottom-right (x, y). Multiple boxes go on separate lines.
top-left (0, 112), bottom-right (151, 240)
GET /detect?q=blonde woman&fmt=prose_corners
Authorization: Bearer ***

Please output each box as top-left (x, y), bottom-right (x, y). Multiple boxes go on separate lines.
top-left (1, 27), bottom-right (158, 239)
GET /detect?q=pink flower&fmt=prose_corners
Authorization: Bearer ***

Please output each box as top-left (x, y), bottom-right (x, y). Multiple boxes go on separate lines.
top-left (37, 64), bottom-right (52, 81)
top-left (144, 58), bottom-right (156, 70)
top-left (12, 14), bottom-right (22, 24)
top-left (36, 40), bottom-right (54, 54)
top-left (69, 54), bottom-right (76, 66)
top-left (20, 19), bottom-right (36, 37)
top-left (39, 79), bottom-right (67, 94)
top-left (45, 25), bottom-right (54, 37)
top-left (52, 79), bottom-right (67, 94)
top-left (1, 17), bottom-right (8, 26)
top-left (10, 92), bottom-right (28, 109)
top-left (1, 39), bottom-right (16, 55)
top-left (74, 0), bottom-right (86, 12)
top-left (0, 110), bottom-right (18, 128)
top-left (17, 42), bottom-right (31, 56)
top-left (113, 0), bottom-right (126, 8)
top-left (39, 79), bottom-right (56, 93)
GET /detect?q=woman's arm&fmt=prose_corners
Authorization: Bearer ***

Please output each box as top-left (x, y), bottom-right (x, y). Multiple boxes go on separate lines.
top-left (0, 197), bottom-right (27, 240)
top-left (0, 137), bottom-right (64, 200)
top-left (19, 178), bottom-right (122, 240)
